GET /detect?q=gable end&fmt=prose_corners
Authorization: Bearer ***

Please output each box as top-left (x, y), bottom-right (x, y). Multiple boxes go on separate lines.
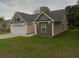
top-left (12, 12), bottom-right (26, 23)
top-left (34, 12), bottom-right (55, 22)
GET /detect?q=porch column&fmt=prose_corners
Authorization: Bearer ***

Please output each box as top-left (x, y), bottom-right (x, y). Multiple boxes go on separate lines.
top-left (52, 22), bottom-right (54, 36)
top-left (25, 23), bottom-right (27, 35)
top-left (34, 23), bottom-right (37, 35)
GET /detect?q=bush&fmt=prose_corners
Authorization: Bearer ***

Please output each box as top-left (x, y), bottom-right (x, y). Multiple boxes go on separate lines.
top-left (69, 24), bottom-right (75, 30)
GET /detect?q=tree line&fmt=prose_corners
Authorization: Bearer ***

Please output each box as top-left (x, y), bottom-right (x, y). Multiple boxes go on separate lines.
top-left (65, 0), bottom-right (79, 28)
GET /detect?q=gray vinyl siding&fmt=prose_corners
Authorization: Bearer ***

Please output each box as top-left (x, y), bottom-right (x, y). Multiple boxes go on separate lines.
top-left (61, 15), bottom-right (68, 31)
top-left (37, 22), bottom-right (52, 36)
top-left (54, 22), bottom-right (62, 36)
top-left (27, 23), bottom-right (35, 34)
top-left (54, 22), bottom-right (68, 36)
top-left (54, 16), bottom-right (68, 36)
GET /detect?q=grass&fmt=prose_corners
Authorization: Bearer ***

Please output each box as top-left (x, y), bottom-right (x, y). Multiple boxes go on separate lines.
top-left (0, 28), bottom-right (78, 57)
top-left (0, 32), bottom-right (10, 35)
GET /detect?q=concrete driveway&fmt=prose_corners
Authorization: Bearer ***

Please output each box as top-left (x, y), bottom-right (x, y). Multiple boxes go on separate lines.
top-left (0, 34), bottom-right (35, 39)
top-left (0, 34), bottom-right (22, 39)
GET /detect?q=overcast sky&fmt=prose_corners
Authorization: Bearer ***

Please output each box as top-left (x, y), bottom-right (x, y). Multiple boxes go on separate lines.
top-left (0, 0), bottom-right (77, 20)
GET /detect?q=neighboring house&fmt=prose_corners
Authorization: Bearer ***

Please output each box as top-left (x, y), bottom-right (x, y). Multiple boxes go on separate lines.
top-left (0, 21), bottom-right (10, 32)
top-left (11, 9), bottom-right (68, 37)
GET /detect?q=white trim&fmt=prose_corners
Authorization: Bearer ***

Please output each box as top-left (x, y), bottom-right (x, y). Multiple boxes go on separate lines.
top-left (33, 11), bottom-right (55, 22)
top-left (24, 24), bottom-right (27, 35)
top-left (37, 22), bottom-right (40, 24)
top-left (11, 23), bottom-right (25, 27)
top-left (48, 21), bottom-right (51, 24)
top-left (52, 22), bottom-right (54, 36)
top-left (34, 23), bottom-right (37, 35)
top-left (35, 21), bottom-right (52, 23)
top-left (34, 12), bottom-right (43, 22)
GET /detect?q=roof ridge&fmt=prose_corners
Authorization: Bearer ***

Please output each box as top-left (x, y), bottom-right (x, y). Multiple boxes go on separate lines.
top-left (49, 9), bottom-right (65, 13)
top-left (16, 12), bottom-right (31, 15)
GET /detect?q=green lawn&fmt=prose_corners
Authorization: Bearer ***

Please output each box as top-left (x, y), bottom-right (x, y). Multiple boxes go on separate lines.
top-left (0, 32), bottom-right (10, 35)
top-left (0, 29), bottom-right (79, 57)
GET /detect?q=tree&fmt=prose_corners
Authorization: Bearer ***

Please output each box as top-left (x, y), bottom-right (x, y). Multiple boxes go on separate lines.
top-left (0, 16), bottom-right (4, 22)
top-left (65, 6), bottom-right (74, 27)
top-left (34, 8), bottom-right (40, 13)
top-left (40, 6), bottom-right (50, 13)
top-left (77, 0), bottom-right (79, 4)
top-left (65, 1), bottom-right (79, 28)
top-left (66, 5), bottom-right (79, 26)
top-left (34, 6), bottom-right (50, 13)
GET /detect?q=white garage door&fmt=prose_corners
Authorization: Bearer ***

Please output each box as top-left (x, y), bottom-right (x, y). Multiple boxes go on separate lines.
top-left (11, 26), bottom-right (26, 35)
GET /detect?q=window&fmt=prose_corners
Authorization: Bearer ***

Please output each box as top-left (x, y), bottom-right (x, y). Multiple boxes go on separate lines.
top-left (41, 23), bottom-right (47, 33)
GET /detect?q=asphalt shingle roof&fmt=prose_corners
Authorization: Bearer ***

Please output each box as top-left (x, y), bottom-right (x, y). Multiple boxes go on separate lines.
top-left (48, 9), bottom-right (65, 22)
top-left (17, 9), bottom-right (65, 22)
top-left (16, 12), bottom-right (32, 22)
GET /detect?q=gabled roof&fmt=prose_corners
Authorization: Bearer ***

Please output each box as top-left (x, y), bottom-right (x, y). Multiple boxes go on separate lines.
top-left (16, 12), bottom-right (32, 22)
top-left (16, 9), bottom-right (65, 23)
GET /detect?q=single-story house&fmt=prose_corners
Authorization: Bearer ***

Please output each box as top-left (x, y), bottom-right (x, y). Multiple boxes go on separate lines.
top-left (11, 9), bottom-right (68, 37)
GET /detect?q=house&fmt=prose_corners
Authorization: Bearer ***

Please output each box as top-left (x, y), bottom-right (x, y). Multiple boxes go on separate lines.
top-left (11, 9), bottom-right (68, 37)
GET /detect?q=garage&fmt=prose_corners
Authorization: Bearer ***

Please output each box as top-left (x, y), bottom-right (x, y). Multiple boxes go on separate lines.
top-left (11, 24), bottom-right (26, 35)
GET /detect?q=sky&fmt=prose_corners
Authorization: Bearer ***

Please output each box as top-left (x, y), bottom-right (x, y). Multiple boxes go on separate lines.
top-left (0, 0), bottom-right (77, 20)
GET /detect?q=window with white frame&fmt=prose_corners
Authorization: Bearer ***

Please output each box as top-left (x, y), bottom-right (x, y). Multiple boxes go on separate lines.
top-left (41, 23), bottom-right (47, 33)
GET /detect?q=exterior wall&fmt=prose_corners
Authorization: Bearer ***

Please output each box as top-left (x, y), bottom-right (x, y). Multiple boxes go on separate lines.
top-left (37, 22), bottom-right (52, 36)
top-left (54, 22), bottom-right (62, 35)
top-left (61, 15), bottom-right (68, 31)
top-left (27, 23), bottom-right (35, 34)
top-left (54, 15), bottom-right (68, 36)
